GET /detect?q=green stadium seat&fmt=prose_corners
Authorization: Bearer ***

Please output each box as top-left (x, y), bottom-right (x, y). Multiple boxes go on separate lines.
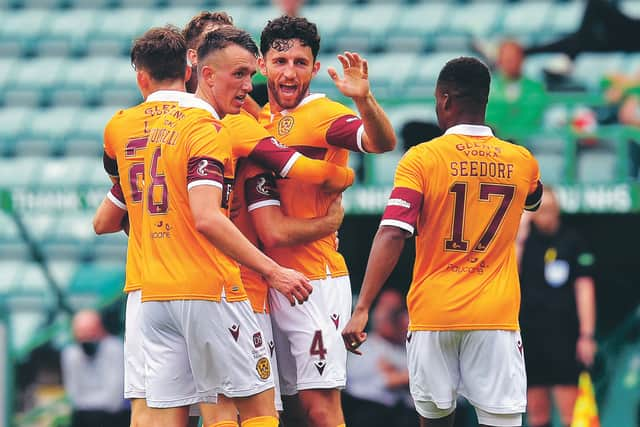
top-left (66, 107), bottom-right (117, 156)
top-left (39, 157), bottom-right (91, 186)
top-left (22, 213), bottom-right (56, 246)
top-left (0, 58), bottom-right (16, 94)
top-left (0, 261), bottom-right (23, 294)
top-left (501, 2), bottom-right (552, 37)
top-left (365, 53), bottom-right (418, 99)
top-left (411, 51), bottom-right (473, 98)
top-left (0, 157), bottom-right (40, 186)
top-left (0, 107), bottom-right (29, 155)
top-left (301, 4), bottom-right (349, 53)
top-left (67, 261), bottom-right (125, 309)
top-left (88, 8), bottom-right (146, 56)
top-left (20, 107), bottom-right (81, 156)
top-left (47, 260), bottom-right (79, 292)
top-left (0, 212), bottom-right (28, 260)
top-left (94, 232), bottom-right (127, 261)
top-left (445, 2), bottom-right (501, 39)
top-left (620, 1), bottom-right (640, 19)
top-left (101, 59), bottom-right (141, 106)
top-left (534, 152), bottom-right (566, 185)
top-left (523, 53), bottom-right (560, 82)
top-left (4, 58), bottom-right (66, 107)
top-left (37, 10), bottom-right (98, 57)
top-left (243, 6), bottom-right (280, 40)
top-left (386, 104), bottom-right (437, 131)
top-left (386, 3), bottom-right (450, 52)
top-left (576, 149), bottom-right (619, 184)
top-left (9, 309), bottom-right (47, 357)
top-left (52, 57), bottom-right (114, 106)
top-left (0, 9), bottom-right (49, 57)
top-left (334, 4), bottom-right (400, 53)
top-left (573, 53), bottom-right (625, 90)
top-left (144, 7), bottom-right (201, 31)
top-left (547, 1), bottom-right (584, 36)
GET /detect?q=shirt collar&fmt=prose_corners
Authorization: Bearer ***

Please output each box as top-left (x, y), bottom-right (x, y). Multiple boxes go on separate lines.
top-left (444, 124), bottom-right (493, 137)
top-left (146, 90), bottom-right (220, 119)
top-left (278, 93), bottom-right (326, 115)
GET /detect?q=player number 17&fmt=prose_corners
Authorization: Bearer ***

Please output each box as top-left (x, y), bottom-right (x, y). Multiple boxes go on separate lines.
top-left (445, 182), bottom-right (515, 253)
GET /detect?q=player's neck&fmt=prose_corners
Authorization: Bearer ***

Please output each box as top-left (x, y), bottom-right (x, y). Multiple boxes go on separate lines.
top-left (194, 86), bottom-right (224, 118)
top-left (143, 81), bottom-right (186, 100)
top-left (447, 113), bottom-right (486, 129)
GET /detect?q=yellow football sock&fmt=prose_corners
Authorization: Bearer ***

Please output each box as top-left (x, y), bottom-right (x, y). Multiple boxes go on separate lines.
top-left (209, 422), bottom-right (239, 427)
top-left (240, 416), bottom-right (279, 427)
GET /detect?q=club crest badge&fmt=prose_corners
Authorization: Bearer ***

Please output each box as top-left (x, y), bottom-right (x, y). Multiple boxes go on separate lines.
top-left (278, 116), bottom-right (294, 136)
top-left (256, 357), bottom-right (271, 380)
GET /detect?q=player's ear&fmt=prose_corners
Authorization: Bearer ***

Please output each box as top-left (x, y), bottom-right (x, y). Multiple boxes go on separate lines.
top-left (136, 70), bottom-right (149, 94)
top-left (187, 48), bottom-right (198, 67)
top-left (443, 92), bottom-right (452, 111)
top-left (184, 65), bottom-right (192, 83)
top-left (312, 59), bottom-right (320, 77)
top-left (258, 56), bottom-right (267, 76)
top-left (201, 64), bottom-right (215, 86)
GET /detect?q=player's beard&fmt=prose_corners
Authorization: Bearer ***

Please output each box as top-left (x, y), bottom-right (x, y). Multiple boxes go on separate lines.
top-left (267, 79), bottom-right (310, 110)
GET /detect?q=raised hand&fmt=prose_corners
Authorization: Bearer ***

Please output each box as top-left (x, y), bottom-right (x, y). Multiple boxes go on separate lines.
top-left (327, 51), bottom-right (371, 100)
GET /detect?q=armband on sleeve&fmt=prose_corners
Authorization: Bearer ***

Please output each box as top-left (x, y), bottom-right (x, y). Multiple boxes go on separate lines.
top-left (245, 173), bottom-right (281, 212)
top-left (326, 114), bottom-right (365, 152)
top-left (379, 187), bottom-right (423, 235)
top-left (187, 157), bottom-right (224, 190)
top-left (249, 137), bottom-right (300, 178)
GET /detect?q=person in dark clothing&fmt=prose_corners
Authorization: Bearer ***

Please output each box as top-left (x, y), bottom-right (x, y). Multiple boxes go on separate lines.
top-left (525, 0), bottom-right (640, 59)
top-left (517, 188), bottom-right (597, 427)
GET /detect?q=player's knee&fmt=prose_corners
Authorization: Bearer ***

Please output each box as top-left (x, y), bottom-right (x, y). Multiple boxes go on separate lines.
top-left (414, 400), bottom-right (455, 420)
top-left (305, 404), bottom-right (335, 427)
top-left (475, 407), bottom-right (522, 427)
top-left (240, 415), bottom-right (279, 427)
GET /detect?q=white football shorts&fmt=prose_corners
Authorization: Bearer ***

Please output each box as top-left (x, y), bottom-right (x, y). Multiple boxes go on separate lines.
top-left (141, 298), bottom-right (275, 408)
top-left (255, 311), bottom-right (283, 411)
top-left (269, 274), bottom-right (352, 395)
top-left (124, 290), bottom-right (145, 399)
top-left (407, 330), bottom-right (526, 422)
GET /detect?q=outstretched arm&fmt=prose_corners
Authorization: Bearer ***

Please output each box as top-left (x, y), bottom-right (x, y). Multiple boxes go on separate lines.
top-left (327, 51), bottom-right (396, 153)
top-left (342, 225), bottom-right (410, 355)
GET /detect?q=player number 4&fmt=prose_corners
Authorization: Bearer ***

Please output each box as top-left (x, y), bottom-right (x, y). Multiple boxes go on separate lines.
top-left (445, 182), bottom-right (515, 253)
top-left (310, 330), bottom-right (327, 360)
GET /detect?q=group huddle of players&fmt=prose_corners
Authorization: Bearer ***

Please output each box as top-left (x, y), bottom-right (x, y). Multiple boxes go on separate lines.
top-left (94, 8), bottom-right (544, 427)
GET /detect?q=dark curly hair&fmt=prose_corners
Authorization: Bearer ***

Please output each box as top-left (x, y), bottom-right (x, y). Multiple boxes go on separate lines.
top-left (130, 26), bottom-right (187, 82)
top-left (260, 15), bottom-right (320, 61)
top-left (183, 11), bottom-right (234, 50)
top-left (437, 57), bottom-right (491, 107)
top-left (197, 26), bottom-right (259, 63)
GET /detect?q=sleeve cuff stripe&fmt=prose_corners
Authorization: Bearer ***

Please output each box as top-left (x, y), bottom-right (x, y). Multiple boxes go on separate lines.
top-left (187, 180), bottom-right (223, 191)
top-left (356, 124), bottom-right (366, 153)
top-left (247, 200), bottom-right (281, 212)
top-left (279, 152), bottom-right (301, 178)
top-left (379, 219), bottom-right (414, 234)
top-left (107, 191), bottom-right (127, 211)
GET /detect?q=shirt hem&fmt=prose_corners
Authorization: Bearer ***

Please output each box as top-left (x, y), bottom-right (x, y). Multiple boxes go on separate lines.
top-left (409, 324), bottom-right (519, 331)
